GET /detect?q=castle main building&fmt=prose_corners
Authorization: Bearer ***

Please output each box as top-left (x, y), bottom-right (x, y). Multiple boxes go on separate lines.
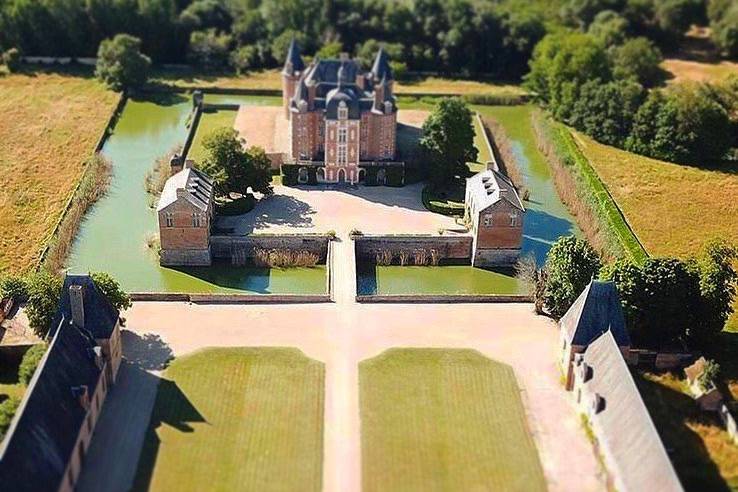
top-left (282, 40), bottom-right (401, 185)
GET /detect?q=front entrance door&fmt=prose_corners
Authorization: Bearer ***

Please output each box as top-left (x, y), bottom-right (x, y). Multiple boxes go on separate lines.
top-left (337, 169), bottom-right (346, 184)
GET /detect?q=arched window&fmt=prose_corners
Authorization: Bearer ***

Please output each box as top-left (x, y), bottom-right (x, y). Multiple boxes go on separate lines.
top-left (338, 101), bottom-right (348, 120)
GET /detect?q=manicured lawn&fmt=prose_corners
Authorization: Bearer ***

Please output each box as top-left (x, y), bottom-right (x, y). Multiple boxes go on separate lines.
top-left (187, 108), bottom-right (238, 163)
top-left (635, 370), bottom-right (738, 491)
top-left (359, 348), bottom-right (546, 492)
top-left (151, 67), bottom-right (528, 96)
top-left (133, 347), bottom-right (325, 492)
top-left (0, 68), bottom-right (118, 273)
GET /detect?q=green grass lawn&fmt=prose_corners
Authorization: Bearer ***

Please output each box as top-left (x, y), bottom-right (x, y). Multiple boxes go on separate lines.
top-left (359, 348), bottom-right (546, 492)
top-left (187, 109), bottom-right (238, 163)
top-left (133, 347), bottom-right (325, 492)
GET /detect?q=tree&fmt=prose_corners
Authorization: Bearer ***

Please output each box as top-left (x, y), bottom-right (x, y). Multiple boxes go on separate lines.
top-left (569, 79), bottom-right (645, 146)
top-left (419, 98), bottom-right (477, 187)
top-left (201, 127), bottom-right (273, 197)
top-left (229, 44), bottom-right (261, 73)
top-left (0, 397), bottom-right (19, 440)
top-left (711, 3), bottom-right (738, 59)
top-left (178, 0), bottom-right (232, 32)
top-left (588, 10), bottom-right (629, 47)
top-left (316, 41), bottom-right (342, 59)
top-left (18, 343), bottom-right (47, 386)
top-left (95, 34), bottom-right (151, 91)
top-left (187, 29), bottom-right (231, 70)
top-left (0, 275), bottom-right (28, 301)
top-left (91, 271), bottom-right (132, 312)
top-left (610, 37), bottom-right (663, 86)
top-left (542, 236), bottom-right (602, 318)
top-left (25, 271), bottom-right (62, 338)
top-left (601, 257), bottom-right (702, 348)
top-left (693, 239), bottom-right (738, 343)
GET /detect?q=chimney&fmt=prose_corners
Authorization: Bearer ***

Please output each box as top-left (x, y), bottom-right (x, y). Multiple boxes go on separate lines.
top-left (184, 159), bottom-right (195, 169)
top-left (71, 385), bottom-right (90, 411)
top-left (70, 284), bottom-right (85, 328)
top-left (339, 52), bottom-right (349, 61)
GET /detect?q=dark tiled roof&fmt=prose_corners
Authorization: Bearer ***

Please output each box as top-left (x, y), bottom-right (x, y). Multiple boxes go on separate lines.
top-left (581, 332), bottom-right (683, 491)
top-left (0, 320), bottom-right (102, 492)
top-left (561, 281), bottom-right (630, 347)
top-left (157, 166), bottom-right (214, 212)
top-left (282, 38), bottom-right (305, 75)
top-left (0, 274), bottom-right (120, 491)
top-left (370, 48), bottom-right (393, 81)
top-left (51, 275), bottom-right (119, 339)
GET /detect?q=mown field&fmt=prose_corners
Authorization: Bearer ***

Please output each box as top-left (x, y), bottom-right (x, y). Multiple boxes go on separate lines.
top-left (662, 58), bottom-right (738, 84)
top-left (133, 347), bottom-right (325, 492)
top-left (151, 68), bottom-right (527, 96)
top-left (0, 69), bottom-right (118, 274)
top-left (359, 348), bottom-right (546, 492)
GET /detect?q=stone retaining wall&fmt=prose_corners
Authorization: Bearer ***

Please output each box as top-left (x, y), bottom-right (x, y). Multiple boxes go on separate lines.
top-left (129, 293), bottom-right (330, 303)
top-left (356, 294), bottom-right (531, 303)
top-left (354, 235), bottom-right (472, 262)
top-left (181, 101), bottom-right (203, 160)
top-left (210, 234), bottom-right (331, 262)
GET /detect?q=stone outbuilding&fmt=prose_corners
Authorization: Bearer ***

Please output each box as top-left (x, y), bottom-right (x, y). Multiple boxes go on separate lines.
top-left (0, 274), bottom-right (122, 492)
top-left (559, 280), bottom-right (630, 390)
top-left (464, 168), bottom-right (524, 266)
top-left (157, 163), bottom-right (214, 266)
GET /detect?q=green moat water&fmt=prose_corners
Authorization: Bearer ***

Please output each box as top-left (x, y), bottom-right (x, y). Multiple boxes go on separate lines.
top-left (66, 93), bottom-right (326, 294)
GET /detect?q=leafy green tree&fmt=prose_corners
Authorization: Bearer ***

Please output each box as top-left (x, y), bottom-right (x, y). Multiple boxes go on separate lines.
top-left (316, 41), bottom-right (342, 59)
top-left (560, 0), bottom-right (625, 28)
top-left (187, 29), bottom-right (231, 70)
top-left (1, 275), bottom-right (28, 301)
top-left (355, 39), bottom-right (404, 69)
top-left (601, 257), bottom-right (702, 348)
top-left (654, 0), bottom-right (704, 39)
top-left (0, 397), bottom-right (20, 440)
top-left (569, 79), bottom-right (645, 146)
top-left (543, 236), bottom-right (602, 318)
top-left (419, 98), bottom-right (477, 187)
top-left (25, 271), bottom-right (62, 338)
top-left (229, 44), bottom-right (261, 73)
top-left (588, 10), bottom-right (629, 47)
top-left (693, 239), bottom-right (738, 343)
top-left (18, 343), bottom-right (47, 386)
top-left (270, 29), bottom-right (307, 64)
top-left (91, 271), bottom-right (131, 312)
top-left (201, 127), bottom-right (272, 197)
top-left (711, 3), bottom-right (738, 58)
top-left (610, 37), bottom-right (663, 86)
top-left (178, 0), bottom-right (232, 32)
top-left (95, 34), bottom-right (151, 91)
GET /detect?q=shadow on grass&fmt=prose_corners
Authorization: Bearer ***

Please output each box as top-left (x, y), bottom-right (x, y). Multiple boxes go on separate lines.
top-left (634, 372), bottom-right (730, 492)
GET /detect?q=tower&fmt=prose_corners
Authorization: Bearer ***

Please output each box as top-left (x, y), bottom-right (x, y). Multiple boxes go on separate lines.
top-left (282, 38), bottom-right (305, 120)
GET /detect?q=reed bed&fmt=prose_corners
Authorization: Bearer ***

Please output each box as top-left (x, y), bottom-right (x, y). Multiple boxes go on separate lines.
top-left (145, 145), bottom-right (182, 203)
top-left (42, 154), bottom-right (112, 273)
top-left (253, 248), bottom-right (319, 268)
top-left (374, 248), bottom-right (441, 266)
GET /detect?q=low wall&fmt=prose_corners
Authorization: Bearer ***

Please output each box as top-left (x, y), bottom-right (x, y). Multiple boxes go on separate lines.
top-left (210, 234), bottom-right (331, 262)
top-left (356, 294), bottom-right (531, 303)
top-left (354, 235), bottom-right (472, 262)
top-left (180, 101), bottom-right (203, 160)
top-left (129, 292), bottom-right (330, 303)
top-left (473, 248), bottom-right (520, 267)
top-left (0, 344), bottom-right (34, 364)
top-left (160, 248), bottom-right (212, 267)
top-left (628, 349), bottom-right (694, 370)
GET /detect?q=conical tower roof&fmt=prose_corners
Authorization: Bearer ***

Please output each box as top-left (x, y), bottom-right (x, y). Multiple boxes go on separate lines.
top-left (370, 47), bottom-right (393, 81)
top-left (283, 38), bottom-right (305, 75)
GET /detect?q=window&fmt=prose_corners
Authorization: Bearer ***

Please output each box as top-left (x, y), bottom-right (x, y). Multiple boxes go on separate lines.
top-left (165, 213), bottom-right (173, 227)
top-left (483, 214), bottom-right (493, 227)
top-left (338, 102), bottom-right (348, 120)
top-left (510, 212), bottom-right (519, 227)
top-left (338, 128), bottom-right (347, 143)
top-left (192, 213), bottom-right (202, 227)
top-left (337, 146), bottom-right (347, 164)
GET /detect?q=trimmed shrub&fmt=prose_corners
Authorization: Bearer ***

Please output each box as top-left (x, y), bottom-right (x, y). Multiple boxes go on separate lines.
top-left (18, 344), bottom-right (48, 386)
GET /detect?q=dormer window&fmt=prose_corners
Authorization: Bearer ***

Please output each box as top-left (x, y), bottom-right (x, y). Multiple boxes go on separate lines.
top-left (384, 101), bottom-right (392, 114)
top-left (338, 101), bottom-right (348, 120)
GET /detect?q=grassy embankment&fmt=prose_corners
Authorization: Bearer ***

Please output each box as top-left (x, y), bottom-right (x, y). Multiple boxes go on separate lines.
top-left (530, 111), bottom-right (648, 262)
top-left (360, 348), bottom-right (546, 492)
top-left (150, 67), bottom-right (527, 97)
top-left (134, 347), bottom-right (325, 491)
top-left (0, 68), bottom-right (118, 274)
top-left (575, 132), bottom-right (738, 490)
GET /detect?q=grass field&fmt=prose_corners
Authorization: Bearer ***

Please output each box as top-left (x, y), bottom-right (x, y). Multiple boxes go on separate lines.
top-left (187, 109), bottom-right (238, 163)
top-left (0, 69), bottom-right (118, 274)
top-left (359, 348), bottom-right (546, 492)
top-left (151, 68), bottom-right (527, 96)
top-left (133, 347), bottom-right (325, 492)
top-left (662, 58), bottom-right (738, 84)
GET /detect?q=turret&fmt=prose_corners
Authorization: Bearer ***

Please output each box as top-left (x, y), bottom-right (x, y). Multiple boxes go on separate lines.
top-left (370, 48), bottom-right (393, 86)
top-left (282, 38), bottom-right (305, 119)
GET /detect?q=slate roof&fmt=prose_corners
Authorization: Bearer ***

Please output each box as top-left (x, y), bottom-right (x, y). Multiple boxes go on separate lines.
top-left (370, 48), bottom-right (393, 81)
top-left (0, 274), bottom-right (119, 492)
top-left (282, 38), bottom-right (305, 75)
top-left (50, 275), bottom-right (119, 339)
top-left (466, 169), bottom-right (525, 213)
top-left (580, 331), bottom-right (683, 492)
top-left (157, 166), bottom-right (213, 212)
top-left (561, 280), bottom-right (630, 347)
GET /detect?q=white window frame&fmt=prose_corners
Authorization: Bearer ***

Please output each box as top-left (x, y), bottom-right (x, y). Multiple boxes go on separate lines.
top-left (483, 214), bottom-right (493, 227)
top-left (165, 212), bottom-right (173, 227)
top-left (510, 212), bottom-right (519, 227)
